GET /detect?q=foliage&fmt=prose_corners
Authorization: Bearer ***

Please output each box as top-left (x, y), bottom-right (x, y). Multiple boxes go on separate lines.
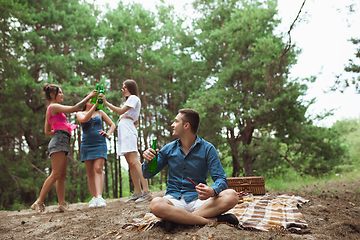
top-left (253, 123), bottom-right (346, 177)
top-left (332, 0), bottom-right (360, 93)
top-left (0, 0), bottom-right (351, 209)
top-left (186, 0), bottom-right (341, 178)
top-left (331, 118), bottom-right (360, 165)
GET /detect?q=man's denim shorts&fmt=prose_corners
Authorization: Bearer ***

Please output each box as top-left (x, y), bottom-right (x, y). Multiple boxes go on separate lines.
top-left (48, 130), bottom-right (71, 158)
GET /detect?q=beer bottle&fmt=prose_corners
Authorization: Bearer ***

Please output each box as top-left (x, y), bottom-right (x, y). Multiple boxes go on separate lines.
top-left (91, 84), bottom-right (99, 104)
top-left (97, 84), bottom-right (105, 110)
top-left (148, 139), bottom-right (158, 173)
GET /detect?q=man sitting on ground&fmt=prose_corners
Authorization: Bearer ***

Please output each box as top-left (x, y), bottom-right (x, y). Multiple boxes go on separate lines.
top-left (142, 108), bottom-right (239, 232)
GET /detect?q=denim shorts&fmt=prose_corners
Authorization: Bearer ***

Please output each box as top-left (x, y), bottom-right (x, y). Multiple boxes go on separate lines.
top-left (48, 130), bottom-right (71, 158)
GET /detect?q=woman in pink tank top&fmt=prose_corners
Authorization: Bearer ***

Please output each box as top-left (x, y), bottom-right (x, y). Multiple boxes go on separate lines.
top-left (31, 83), bottom-right (96, 213)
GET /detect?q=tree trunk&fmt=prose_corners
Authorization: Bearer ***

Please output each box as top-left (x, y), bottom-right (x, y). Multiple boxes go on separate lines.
top-left (48, 169), bottom-right (54, 204)
top-left (80, 167), bottom-right (86, 203)
top-left (104, 160), bottom-right (109, 198)
top-left (110, 157), bottom-right (115, 198)
top-left (77, 127), bottom-right (86, 202)
top-left (242, 151), bottom-right (254, 177)
top-left (164, 166), bottom-right (168, 188)
top-left (141, 45), bottom-right (151, 143)
top-left (67, 132), bottom-right (77, 203)
top-left (67, 163), bottom-right (73, 203)
top-left (32, 22), bottom-right (41, 82)
top-left (227, 127), bottom-right (242, 177)
top-left (228, 137), bottom-right (242, 177)
top-left (128, 169), bottom-right (134, 193)
top-left (114, 132), bottom-right (120, 198)
top-left (119, 157), bottom-right (122, 197)
top-left (160, 168), bottom-right (163, 190)
top-left (71, 165), bottom-right (78, 203)
top-left (113, 156), bottom-right (118, 198)
top-left (241, 118), bottom-right (255, 176)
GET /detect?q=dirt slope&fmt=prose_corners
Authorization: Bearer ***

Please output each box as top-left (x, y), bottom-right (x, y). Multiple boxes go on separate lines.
top-left (1, 180), bottom-right (359, 240)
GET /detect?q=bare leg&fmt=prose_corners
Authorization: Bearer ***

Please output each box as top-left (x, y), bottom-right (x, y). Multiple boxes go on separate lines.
top-left (125, 152), bottom-right (149, 194)
top-left (150, 197), bottom-right (212, 225)
top-left (150, 189), bottom-right (238, 225)
top-left (93, 158), bottom-right (105, 197)
top-left (85, 160), bottom-right (96, 197)
top-left (55, 153), bottom-right (68, 204)
top-left (38, 151), bottom-right (68, 203)
top-left (192, 189), bottom-right (238, 218)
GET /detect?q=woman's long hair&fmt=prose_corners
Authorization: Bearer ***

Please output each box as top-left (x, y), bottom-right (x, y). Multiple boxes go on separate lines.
top-left (123, 79), bottom-right (139, 98)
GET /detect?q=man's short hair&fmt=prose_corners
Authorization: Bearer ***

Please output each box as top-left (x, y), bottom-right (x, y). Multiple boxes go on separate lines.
top-left (178, 109), bottom-right (200, 134)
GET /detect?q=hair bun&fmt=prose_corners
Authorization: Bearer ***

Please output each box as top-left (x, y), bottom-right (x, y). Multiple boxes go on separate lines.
top-left (42, 83), bottom-right (50, 92)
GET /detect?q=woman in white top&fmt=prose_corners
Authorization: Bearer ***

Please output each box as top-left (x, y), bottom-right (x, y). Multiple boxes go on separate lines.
top-left (99, 79), bottom-right (152, 203)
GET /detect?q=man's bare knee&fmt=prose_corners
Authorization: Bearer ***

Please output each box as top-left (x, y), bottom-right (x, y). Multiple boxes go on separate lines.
top-left (219, 189), bottom-right (238, 207)
top-left (150, 197), bottom-right (165, 215)
top-left (226, 189), bottom-right (239, 206)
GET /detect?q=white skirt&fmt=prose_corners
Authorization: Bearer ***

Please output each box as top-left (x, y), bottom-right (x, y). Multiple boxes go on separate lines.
top-left (117, 119), bottom-right (138, 156)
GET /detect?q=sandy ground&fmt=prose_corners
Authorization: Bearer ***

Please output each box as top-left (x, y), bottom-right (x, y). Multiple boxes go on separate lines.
top-left (1, 179), bottom-right (359, 240)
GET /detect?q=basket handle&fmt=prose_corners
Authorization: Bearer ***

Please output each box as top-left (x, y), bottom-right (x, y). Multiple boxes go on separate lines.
top-left (231, 182), bottom-right (252, 187)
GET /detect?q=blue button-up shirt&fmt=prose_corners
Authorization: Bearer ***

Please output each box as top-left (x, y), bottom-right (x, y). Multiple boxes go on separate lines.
top-left (142, 136), bottom-right (228, 203)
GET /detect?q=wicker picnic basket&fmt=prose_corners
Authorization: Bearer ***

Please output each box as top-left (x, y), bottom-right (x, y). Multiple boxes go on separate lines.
top-left (227, 177), bottom-right (265, 195)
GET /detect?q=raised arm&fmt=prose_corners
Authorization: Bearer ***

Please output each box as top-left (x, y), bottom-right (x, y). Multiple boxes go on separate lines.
top-left (51, 90), bottom-right (97, 115)
top-left (98, 93), bottom-right (130, 116)
top-left (76, 102), bottom-right (98, 123)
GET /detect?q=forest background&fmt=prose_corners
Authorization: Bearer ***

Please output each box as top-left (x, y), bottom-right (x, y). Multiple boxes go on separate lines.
top-left (1, 0), bottom-right (359, 210)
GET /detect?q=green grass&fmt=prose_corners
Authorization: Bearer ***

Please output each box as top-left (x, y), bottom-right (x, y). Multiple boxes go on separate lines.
top-left (266, 167), bottom-right (360, 193)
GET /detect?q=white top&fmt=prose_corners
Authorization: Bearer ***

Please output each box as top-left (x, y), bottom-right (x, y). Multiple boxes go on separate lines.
top-left (120, 95), bottom-right (141, 122)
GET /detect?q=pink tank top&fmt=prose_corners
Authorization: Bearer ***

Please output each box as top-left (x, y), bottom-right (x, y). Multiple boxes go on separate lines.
top-left (48, 105), bottom-right (77, 133)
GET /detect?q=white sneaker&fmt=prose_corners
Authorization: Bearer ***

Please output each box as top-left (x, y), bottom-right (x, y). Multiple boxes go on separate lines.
top-left (135, 191), bottom-right (153, 203)
top-left (97, 196), bottom-right (106, 207)
top-left (89, 197), bottom-right (97, 208)
top-left (125, 192), bottom-right (142, 203)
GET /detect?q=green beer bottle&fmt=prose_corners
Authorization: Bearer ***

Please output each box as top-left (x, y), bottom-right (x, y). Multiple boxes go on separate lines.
top-left (97, 84), bottom-right (105, 110)
top-left (91, 84), bottom-right (99, 104)
top-left (148, 139), bottom-right (157, 173)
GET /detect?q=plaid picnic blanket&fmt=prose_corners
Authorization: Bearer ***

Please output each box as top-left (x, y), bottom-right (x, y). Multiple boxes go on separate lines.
top-left (122, 194), bottom-right (309, 232)
top-left (228, 194), bottom-right (309, 231)
top-left (122, 213), bottom-right (162, 231)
